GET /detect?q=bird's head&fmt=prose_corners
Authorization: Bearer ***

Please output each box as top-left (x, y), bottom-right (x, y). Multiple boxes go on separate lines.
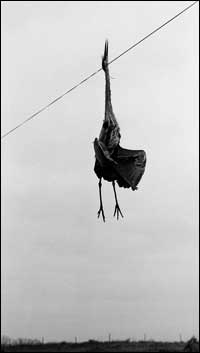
top-left (102, 40), bottom-right (109, 72)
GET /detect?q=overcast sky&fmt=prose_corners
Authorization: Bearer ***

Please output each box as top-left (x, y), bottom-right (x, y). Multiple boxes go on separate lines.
top-left (1, 1), bottom-right (199, 343)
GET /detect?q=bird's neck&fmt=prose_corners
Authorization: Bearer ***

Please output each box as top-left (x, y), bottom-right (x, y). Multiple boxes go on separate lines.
top-left (104, 68), bottom-right (117, 125)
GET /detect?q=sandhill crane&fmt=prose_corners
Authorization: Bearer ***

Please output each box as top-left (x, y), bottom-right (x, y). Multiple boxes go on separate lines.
top-left (94, 40), bottom-right (146, 222)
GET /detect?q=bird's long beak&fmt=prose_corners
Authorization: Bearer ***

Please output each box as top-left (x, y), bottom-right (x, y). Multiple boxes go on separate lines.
top-left (102, 39), bottom-right (109, 71)
top-left (104, 39), bottom-right (108, 59)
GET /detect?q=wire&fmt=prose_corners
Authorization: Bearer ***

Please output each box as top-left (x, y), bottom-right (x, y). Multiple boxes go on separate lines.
top-left (1, 0), bottom-right (198, 140)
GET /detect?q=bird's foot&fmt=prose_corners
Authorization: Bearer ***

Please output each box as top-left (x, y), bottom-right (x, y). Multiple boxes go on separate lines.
top-left (113, 203), bottom-right (123, 220)
top-left (97, 206), bottom-right (105, 222)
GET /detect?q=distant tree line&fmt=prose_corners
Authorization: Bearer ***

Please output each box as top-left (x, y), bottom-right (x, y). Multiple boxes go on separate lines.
top-left (1, 335), bottom-right (42, 346)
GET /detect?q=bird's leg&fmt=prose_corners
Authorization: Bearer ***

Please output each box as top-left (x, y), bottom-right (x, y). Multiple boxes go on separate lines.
top-left (112, 181), bottom-right (123, 220)
top-left (97, 178), bottom-right (105, 222)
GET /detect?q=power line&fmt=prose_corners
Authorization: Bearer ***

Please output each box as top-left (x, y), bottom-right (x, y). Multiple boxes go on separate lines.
top-left (1, 0), bottom-right (198, 140)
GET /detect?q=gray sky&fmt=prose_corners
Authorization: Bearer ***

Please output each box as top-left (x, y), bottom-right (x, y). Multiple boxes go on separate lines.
top-left (1, 1), bottom-right (199, 343)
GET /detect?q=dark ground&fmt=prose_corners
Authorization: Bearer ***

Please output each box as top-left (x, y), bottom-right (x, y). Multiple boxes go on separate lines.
top-left (1, 340), bottom-right (199, 352)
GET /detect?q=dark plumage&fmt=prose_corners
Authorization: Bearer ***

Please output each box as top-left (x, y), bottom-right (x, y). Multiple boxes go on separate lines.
top-left (93, 40), bottom-right (146, 221)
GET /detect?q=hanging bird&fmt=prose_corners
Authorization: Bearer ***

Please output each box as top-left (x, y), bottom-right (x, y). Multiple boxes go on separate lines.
top-left (93, 40), bottom-right (146, 222)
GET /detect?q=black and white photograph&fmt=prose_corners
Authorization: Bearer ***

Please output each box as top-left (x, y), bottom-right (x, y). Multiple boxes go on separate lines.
top-left (1, 1), bottom-right (199, 352)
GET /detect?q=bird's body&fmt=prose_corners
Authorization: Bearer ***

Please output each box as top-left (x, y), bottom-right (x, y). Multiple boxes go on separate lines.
top-left (94, 140), bottom-right (146, 190)
top-left (93, 40), bottom-right (146, 221)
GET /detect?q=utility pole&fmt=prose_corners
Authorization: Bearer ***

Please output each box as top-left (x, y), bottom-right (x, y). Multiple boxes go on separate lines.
top-left (108, 333), bottom-right (111, 342)
top-left (75, 336), bottom-right (77, 344)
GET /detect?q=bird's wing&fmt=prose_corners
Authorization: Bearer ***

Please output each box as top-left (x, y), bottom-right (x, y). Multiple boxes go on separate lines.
top-left (113, 145), bottom-right (144, 159)
top-left (93, 138), bottom-right (117, 166)
top-left (113, 145), bottom-right (146, 190)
